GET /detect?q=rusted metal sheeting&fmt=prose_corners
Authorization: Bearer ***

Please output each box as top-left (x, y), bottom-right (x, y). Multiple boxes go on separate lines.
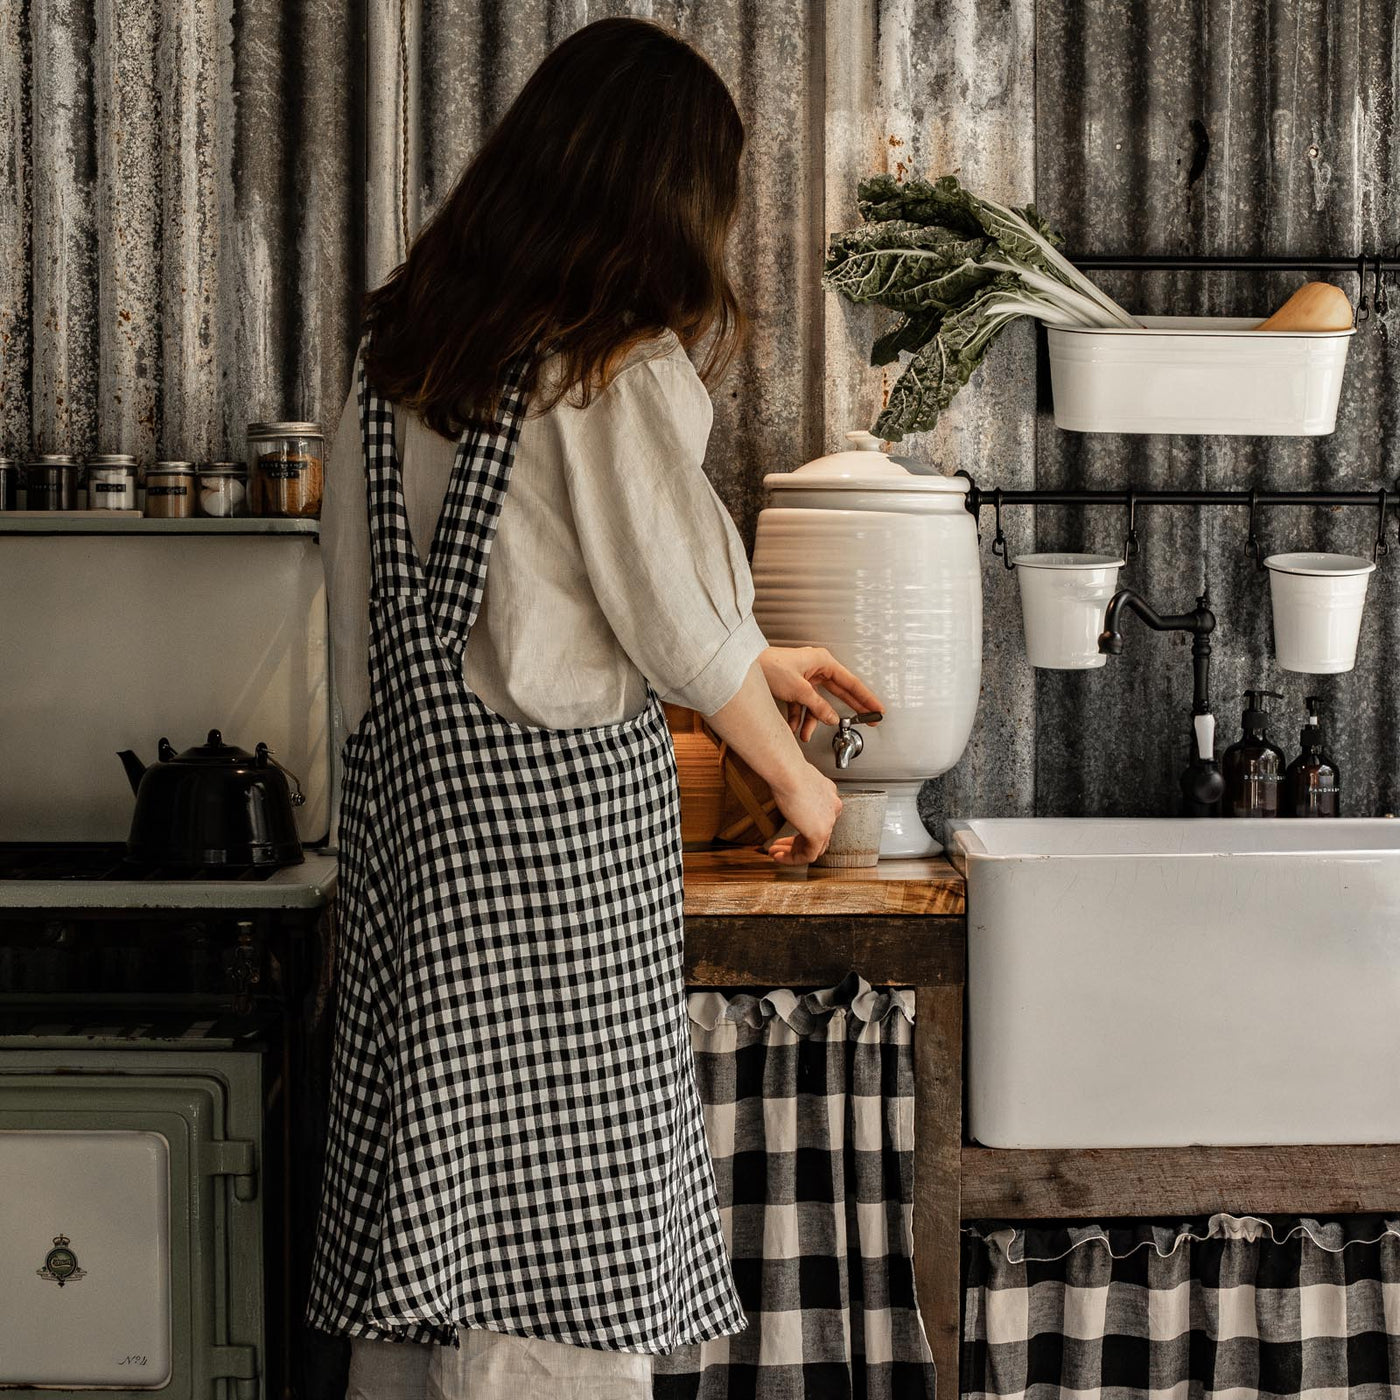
top-left (1035, 0), bottom-right (1400, 818)
top-left (1, 0), bottom-right (361, 461)
top-left (1, 0), bottom-right (1033, 834)
top-left (19, 1), bottom-right (1397, 824)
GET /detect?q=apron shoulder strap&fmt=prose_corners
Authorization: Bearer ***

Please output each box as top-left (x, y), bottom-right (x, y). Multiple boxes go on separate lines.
top-left (422, 359), bottom-right (530, 660)
top-left (356, 335), bottom-right (420, 597)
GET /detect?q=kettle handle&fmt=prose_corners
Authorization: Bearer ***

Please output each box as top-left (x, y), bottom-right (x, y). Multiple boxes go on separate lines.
top-left (256, 743), bottom-right (307, 807)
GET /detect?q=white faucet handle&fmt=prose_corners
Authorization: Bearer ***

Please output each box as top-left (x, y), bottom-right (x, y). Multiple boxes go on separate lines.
top-left (1193, 712), bottom-right (1216, 762)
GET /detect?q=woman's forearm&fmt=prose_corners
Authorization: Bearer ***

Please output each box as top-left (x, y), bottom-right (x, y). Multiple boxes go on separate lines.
top-left (703, 660), bottom-right (809, 800)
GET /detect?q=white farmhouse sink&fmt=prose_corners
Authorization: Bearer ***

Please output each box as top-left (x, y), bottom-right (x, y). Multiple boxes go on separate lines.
top-left (950, 818), bottom-right (1400, 1149)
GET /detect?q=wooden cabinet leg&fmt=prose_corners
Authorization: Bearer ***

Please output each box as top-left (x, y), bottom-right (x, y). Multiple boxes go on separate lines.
top-left (915, 982), bottom-right (963, 1398)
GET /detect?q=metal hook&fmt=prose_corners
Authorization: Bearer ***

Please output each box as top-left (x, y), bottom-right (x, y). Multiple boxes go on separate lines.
top-left (1374, 487), bottom-right (1391, 563)
top-left (1243, 488), bottom-right (1266, 571)
top-left (956, 470), bottom-right (981, 541)
top-left (989, 488), bottom-right (1014, 571)
top-left (1122, 489), bottom-right (1140, 563)
top-left (1357, 254), bottom-right (1370, 323)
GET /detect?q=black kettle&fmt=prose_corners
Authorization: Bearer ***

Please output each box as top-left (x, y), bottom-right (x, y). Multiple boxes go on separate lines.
top-left (117, 730), bottom-right (306, 869)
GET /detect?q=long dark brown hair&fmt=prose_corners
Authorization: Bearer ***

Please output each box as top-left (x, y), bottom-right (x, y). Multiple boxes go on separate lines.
top-left (364, 17), bottom-right (746, 434)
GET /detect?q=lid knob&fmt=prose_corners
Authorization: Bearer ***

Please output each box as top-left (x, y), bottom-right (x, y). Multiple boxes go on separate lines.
top-left (844, 430), bottom-right (884, 452)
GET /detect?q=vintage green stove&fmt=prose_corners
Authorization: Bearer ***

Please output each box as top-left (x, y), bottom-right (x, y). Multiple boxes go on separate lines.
top-left (0, 1042), bottom-right (263, 1396)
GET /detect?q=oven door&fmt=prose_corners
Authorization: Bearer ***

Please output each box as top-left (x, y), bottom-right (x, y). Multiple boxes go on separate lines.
top-left (0, 1053), bottom-right (262, 1398)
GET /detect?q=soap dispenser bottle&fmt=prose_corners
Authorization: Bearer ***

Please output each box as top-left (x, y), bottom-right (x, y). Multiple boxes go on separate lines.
top-left (1285, 696), bottom-right (1340, 817)
top-left (1222, 689), bottom-right (1287, 817)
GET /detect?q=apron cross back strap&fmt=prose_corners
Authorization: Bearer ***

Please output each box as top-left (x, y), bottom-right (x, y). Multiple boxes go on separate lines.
top-left (355, 331), bottom-right (529, 665)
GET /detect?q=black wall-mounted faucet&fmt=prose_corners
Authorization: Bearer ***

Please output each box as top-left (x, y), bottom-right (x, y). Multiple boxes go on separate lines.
top-left (1098, 587), bottom-right (1224, 817)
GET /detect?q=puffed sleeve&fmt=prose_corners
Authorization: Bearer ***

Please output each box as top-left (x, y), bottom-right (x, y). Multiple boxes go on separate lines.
top-left (557, 348), bottom-right (767, 715)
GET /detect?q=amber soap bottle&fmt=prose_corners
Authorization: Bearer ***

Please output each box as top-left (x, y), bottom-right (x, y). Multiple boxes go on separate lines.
top-left (1222, 690), bottom-right (1287, 817)
top-left (1285, 696), bottom-right (1340, 817)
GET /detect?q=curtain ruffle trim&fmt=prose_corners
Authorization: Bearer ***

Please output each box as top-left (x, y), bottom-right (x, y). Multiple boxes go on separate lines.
top-left (687, 971), bottom-right (915, 1034)
top-left (969, 1214), bottom-right (1400, 1265)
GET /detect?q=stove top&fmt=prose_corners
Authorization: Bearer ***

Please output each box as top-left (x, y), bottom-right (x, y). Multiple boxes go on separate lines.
top-left (0, 845), bottom-right (282, 882)
top-left (0, 844), bottom-right (338, 911)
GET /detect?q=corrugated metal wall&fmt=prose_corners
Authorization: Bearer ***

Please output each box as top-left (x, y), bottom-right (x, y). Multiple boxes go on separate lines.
top-left (4, 0), bottom-right (1395, 821)
top-left (1, 0), bottom-right (364, 463)
top-left (1034, 0), bottom-right (1400, 818)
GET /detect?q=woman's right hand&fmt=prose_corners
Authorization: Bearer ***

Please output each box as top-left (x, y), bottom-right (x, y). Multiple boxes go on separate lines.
top-left (768, 763), bottom-right (843, 866)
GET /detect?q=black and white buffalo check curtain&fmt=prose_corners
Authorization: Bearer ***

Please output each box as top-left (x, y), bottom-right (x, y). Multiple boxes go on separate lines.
top-left (963, 1214), bottom-right (1400, 1400)
top-left (654, 973), bottom-right (936, 1400)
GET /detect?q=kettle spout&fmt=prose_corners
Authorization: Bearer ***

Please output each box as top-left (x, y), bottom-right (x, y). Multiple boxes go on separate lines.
top-left (117, 749), bottom-right (147, 795)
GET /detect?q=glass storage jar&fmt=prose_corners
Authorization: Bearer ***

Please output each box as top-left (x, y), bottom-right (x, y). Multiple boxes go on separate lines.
top-left (25, 454), bottom-right (80, 510)
top-left (198, 463), bottom-right (249, 517)
top-left (144, 461), bottom-right (195, 518)
top-left (0, 458), bottom-right (17, 511)
top-left (86, 454), bottom-right (139, 510)
top-left (247, 421), bottom-right (324, 518)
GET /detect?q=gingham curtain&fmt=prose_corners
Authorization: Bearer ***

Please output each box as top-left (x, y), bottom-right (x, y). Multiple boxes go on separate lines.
top-left (654, 974), bottom-right (937, 1400)
top-left (963, 1214), bottom-right (1400, 1400)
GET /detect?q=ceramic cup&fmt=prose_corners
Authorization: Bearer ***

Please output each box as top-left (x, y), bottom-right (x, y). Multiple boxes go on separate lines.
top-left (814, 789), bottom-right (888, 868)
top-left (1264, 551), bottom-right (1376, 673)
top-left (1013, 553), bottom-right (1125, 669)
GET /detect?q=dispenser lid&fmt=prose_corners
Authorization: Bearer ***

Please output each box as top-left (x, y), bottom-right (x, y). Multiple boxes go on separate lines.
top-left (1300, 696), bottom-right (1326, 740)
top-left (764, 431), bottom-right (970, 494)
top-left (1242, 689), bottom-right (1283, 728)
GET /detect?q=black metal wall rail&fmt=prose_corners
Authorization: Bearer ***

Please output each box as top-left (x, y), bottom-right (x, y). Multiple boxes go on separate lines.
top-left (960, 480), bottom-right (1399, 570)
top-left (1069, 252), bottom-right (1397, 319)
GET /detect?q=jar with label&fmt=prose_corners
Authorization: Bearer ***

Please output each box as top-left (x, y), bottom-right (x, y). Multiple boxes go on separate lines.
top-left (86, 454), bottom-right (139, 510)
top-left (247, 422), bottom-right (324, 518)
top-left (0, 458), bottom-right (17, 511)
top-left (144, 461), bottom-right (195, 519)
top-left (198, 463), bottom-right (249, 518)
top-left (25, 454), bottom-right (80, 510)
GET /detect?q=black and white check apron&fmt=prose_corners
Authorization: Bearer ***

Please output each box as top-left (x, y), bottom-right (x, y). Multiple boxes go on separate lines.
top-left (306, 341), bottom-right (747, 1353)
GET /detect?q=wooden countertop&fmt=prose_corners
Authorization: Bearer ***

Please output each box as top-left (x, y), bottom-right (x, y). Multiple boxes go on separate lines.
top-left (682, 848), bottom-right (965, 917)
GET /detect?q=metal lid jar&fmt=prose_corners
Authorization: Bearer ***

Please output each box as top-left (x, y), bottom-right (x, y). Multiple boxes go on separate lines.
top-left (24, 454), bottom-right (80, 511)
top-left (144, 461), bottom-right (195, 519)
top-left (751, 431), bottom-right (982, 857)
top-left (197, 462), bottom-right (249, 518)
top-left (247, 421), bottom-right (324, 519)
top-left (0, 458), bottom-right (18, 512)
top-left (86, 454), bottom-right (139, 511)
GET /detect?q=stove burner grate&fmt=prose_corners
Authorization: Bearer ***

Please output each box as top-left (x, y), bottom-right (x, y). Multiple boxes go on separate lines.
top-left (0, 844), bottom-right (282, 882)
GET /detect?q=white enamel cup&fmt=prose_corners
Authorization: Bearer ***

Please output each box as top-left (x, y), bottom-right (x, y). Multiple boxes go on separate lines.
top-left (1014, 553), bottom-right (1125, 669)
top-left (1264, 552), bottom-right (1376, 673)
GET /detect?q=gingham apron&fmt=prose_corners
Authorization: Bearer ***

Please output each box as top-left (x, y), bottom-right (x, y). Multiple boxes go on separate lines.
top-left (306, 342), bottom-right (747, 1353)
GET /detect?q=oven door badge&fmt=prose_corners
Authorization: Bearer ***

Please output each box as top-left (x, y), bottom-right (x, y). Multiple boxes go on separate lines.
top-left (37, 1234), bottom-right (86, 1287)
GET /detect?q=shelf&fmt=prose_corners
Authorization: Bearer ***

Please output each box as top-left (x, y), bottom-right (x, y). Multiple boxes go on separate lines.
top-left (0, 516), bottom-right (319, 537)
top-left (961, 1145), bottom-right (1400, 1219)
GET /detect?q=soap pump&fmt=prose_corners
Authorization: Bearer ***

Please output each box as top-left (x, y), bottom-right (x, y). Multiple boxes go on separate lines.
top-left (1285, 696), bottom-right (1340, 817)
top-left (1222, 689), bottom-right (1287, 817)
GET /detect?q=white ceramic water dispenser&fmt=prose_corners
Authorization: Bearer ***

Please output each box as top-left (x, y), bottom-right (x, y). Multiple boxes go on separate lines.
top-left (751, 432), bottom-right (983, 856)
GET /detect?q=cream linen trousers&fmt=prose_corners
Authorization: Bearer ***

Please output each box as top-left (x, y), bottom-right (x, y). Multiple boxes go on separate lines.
top-left (347, 1336), bottom-right (652, 1399)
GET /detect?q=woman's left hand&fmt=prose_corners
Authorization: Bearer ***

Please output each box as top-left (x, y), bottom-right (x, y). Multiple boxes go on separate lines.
top-left (758, 646), bottom-right (884, 742)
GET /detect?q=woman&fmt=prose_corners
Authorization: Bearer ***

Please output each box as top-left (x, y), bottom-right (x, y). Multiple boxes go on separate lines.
top-left (310, 16), bottom-right (882, 1399)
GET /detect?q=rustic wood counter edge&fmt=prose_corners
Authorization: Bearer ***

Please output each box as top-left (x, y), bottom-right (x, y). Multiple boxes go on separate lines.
top-left (682, 847), bottom-right (966, 1394)
top-left (682, 848), bottom-right (966, 917)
